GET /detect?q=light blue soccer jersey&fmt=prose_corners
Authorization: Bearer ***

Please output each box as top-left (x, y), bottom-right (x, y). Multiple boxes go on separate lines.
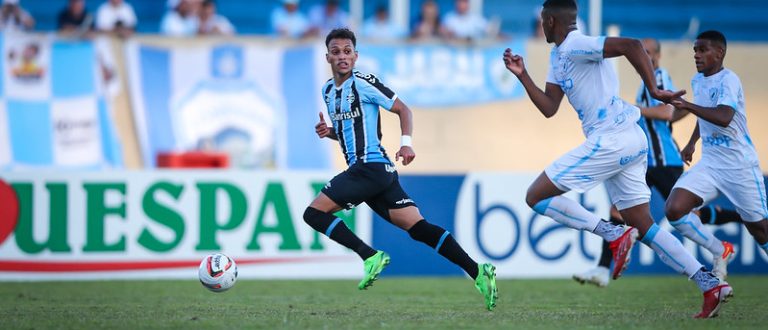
top-left (546, 30), bottom-right (641, 138)
top-left (635, 68), bottom-right (684, 168)
top-left (692, 68), bottom-right (759, 169)
top-left (322, 70), bottom-right (397, 166)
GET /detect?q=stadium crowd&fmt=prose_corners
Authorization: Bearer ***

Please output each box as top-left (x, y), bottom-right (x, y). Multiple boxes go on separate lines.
top-left (0, 0), bottom-right (503, 41)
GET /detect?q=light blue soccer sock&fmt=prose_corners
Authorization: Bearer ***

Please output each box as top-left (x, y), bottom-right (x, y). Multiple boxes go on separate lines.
top-left (533, 196), bottom-right (621, 240)
top-left (691, 267), bottom-right (720, 292)
top-left (669, 213), bottom-right (724, 256)
top-left (641, 224), bottom-right (704, 279)
top-left (761, 242), bottom-right (768, 256)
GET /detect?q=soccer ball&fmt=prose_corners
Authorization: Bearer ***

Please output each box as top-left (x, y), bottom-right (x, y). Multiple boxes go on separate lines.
top-left (198, 253), bottom-right (238, 292)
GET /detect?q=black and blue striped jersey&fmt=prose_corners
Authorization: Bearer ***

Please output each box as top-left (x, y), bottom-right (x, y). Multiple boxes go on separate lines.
top-left (636, 68), bottom-right (684, 168)
top-left (323, 70), bottom-right (398, 166)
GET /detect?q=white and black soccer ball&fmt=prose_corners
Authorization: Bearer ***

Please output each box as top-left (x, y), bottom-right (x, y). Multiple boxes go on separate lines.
top-left (198, 253), bottom-right (238, 292)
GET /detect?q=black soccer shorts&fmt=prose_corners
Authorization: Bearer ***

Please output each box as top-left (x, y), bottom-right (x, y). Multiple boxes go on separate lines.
top-left (321, 162), bottom-right (417, 221)
top-left (645, 166), bottom-right (684, 199)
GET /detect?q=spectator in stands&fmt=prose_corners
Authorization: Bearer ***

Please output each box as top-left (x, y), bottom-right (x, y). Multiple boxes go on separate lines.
top-left (161, 0), bottom-right (199, 36)
top-left (198, 0), bottom-right (234, 36)
top-left (362, 4), bottom-right (406, 41)
top-left (411, 0), bottom-right (446, 40)
top-left (96, 0), bottom-right (137, 38)
top-left (443, 0), bottom-right (489, 41)
top-left (271, 0), bottom-right (310, 39)
top-left (0, 0), bottom-right (34, 32)
top-left (308, 0), bottom-right (348, 37)
top-left (58, 0), bottom-right (94, 34)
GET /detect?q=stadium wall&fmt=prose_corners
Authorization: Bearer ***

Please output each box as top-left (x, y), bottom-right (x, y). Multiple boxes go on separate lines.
top-left (0, 171), bottom-right (766, 280)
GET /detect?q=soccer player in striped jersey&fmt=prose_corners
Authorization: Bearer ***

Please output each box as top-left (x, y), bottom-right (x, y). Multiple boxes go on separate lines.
top-left (573, 38), bottom-right (742, 287)
top-left (666, 30), bottom-right (768, 298)
top-left (303, 28), bottom-right (497, 310)
top-left (504, 0), bottom-right (730, 318)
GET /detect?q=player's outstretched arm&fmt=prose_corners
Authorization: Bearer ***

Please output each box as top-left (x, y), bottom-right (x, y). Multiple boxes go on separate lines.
top-left (670, 99), bottom-right (735, 128)
top-left (681, 122), bottom-right (700, 165)
top-left (604, 37), bottom-right (685, 103)
top-left (503, 48), bottom-right (564, 118)
top-left (389, 99), bottom-right (416, 166)
top-left (670, 107), bottom-right (690, 123)
top-left (315, 112), bottom-right (338, 140)
top-left (640, 104), bottom-right (674, 121)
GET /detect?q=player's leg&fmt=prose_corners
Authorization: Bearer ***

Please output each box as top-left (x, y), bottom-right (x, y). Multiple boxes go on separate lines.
top-left (611, 163), bottom-right (731, 318)
top-left (303, 166), bottom-right (379, 262)
top-left (526, 174), bottom-right (626, 242)
top-left (698, 205), bottom-right (743, 225)
top-left (370, 178), bottom-right (497, 310)
top-left (665, 166), bottom-right (734, 278)
top-left (387, 206), bottom-right (480, 279)
top-left (573, 205), bottom-right (621, 287)
top-left (619, 201), bottom-right (730, 319)
top-left (304, 193), bottom-right (377, 260)
top-left (654, 166), bottom-right (742, 226)
top-left (744, 220), bottom-right (768, 255)
top-left (387, 206), bottom-right (497, 310)
top-left (717, 165), bottom-right (768, 255)
top-left (666, 188), bottom-right (727, 256)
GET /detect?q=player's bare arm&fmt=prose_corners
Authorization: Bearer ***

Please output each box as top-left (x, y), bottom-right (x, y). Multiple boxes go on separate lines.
top-left (603, 37), bottom-right (685, 103)
top-left (670, 107), bottom-right (690, 123)
top-left (670, 100), bottom-right (735, 128)
top-left (681, 122), bottom-right (700, 165)
top-left (640, 104), bottom-right (674, 121)
top-left (315, 112), bottom-right (338, 140)
top-left (389, 98), bottom-right (416, 166)
top-left (503, 48), bottom-right (564, 118)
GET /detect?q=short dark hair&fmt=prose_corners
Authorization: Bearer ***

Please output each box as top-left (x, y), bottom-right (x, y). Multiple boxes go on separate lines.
top-left (697, 30), bottom-right (727, 50)
top-left (542, 0), bottom-right (577, 11)
top-left (325, 28), bottom-right (357, 48)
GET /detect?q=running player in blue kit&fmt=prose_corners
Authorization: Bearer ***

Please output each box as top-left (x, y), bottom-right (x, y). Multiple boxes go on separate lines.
top-left (503, 0), bottom-right (731, 318)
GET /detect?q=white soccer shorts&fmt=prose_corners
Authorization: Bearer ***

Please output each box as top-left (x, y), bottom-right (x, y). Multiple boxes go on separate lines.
top-left (545, 124), bottom-right (651, 210)
top-left (673, 163), bottom-right (768, 222)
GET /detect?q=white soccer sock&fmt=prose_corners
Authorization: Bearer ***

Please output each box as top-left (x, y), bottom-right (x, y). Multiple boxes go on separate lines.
top-left (533, 196), bottom-right (604, 236)
top-left (669, 213), bottom-right (724, 256)
top-left (641, 223), bottom-right (702, 277)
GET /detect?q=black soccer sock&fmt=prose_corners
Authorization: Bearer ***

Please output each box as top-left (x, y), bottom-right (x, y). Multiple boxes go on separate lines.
top-left (597, 217), bottom-right (623, 268)
top-left (608, 216), bottom-right (625, 226)
top-left (303, 207), bottom-right (377, 260)
top-left (699, 205), bottom-right (743, 225)
top-left (408, 219), bottom-right (479, 279)
top-left (597, 239), bottom-right (613, 268)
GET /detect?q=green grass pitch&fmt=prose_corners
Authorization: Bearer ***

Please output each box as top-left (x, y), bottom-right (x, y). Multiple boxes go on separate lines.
top-left (2, 276), bottom-right (767, 329)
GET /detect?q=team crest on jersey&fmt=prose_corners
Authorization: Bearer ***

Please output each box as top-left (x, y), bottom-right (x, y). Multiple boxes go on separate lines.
top-left (346, 93), bottom-right (355, 104)
top-left (709, 87), bottom-right (719, 102)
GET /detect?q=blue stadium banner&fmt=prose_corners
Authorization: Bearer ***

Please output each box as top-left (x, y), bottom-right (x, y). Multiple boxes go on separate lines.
top-left (0, 34), bottom-right (122, 170)
top-left (125, 41), bottom-right (332, 169)
top-left (356, 41), bottom-right (525, 107)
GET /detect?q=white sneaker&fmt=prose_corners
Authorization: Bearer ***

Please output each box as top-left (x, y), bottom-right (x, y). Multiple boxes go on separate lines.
top-left (712, 241), bottom-right (736, 280)
top-left (572, 266), bottom-right (610, 288)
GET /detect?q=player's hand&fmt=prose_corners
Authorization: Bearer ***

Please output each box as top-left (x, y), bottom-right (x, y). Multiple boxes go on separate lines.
top-left (315, 112), bottom-right (333, 139)
top-left (681, 142), bottom-right (695, 165)
top-left (670, 97), bottom-right (690, 111)
top-left (652, 89), bottom-right (686, 104)
top-left (395, 146), bottom-right (415, 166)
top-left (503, 48), bottom-right (525, 76)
